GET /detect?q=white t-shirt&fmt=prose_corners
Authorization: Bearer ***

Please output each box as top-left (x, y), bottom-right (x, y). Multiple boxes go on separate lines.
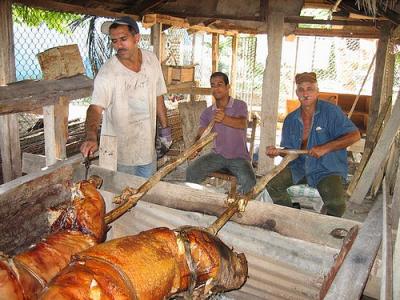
top-left (92, 50), bottom-right (167, 165)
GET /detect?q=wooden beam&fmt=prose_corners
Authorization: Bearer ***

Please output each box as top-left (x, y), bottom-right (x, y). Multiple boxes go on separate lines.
top-left (142, 14), bottom-right (238, 36)
top-left (293, 28), bottom-right (380, 39)
top-left (324, 197), bottom-right (383, 299)
top-left (394, 213), bottom-right (400, 299)
top-left (54, 96), bottom-right (69, 160)
top-left (368, 24), bottom-right (390, 137)
top-left (0, 75), bottom-right (93, 115)
top-left (393, 162), bottom-right (400, 230)
top-left (43, 105), bottom-right (57, 166)
top-left (0, 0), bottom-right (22, 182)
top-left (258, 10), bottom-right (284, 174)
top-left (212, 33), bottom-right (219, 73)
top-left (349, 92), bottom-right (400, 204)
top-left (285, 16), bottom-right (389, 26)
top-left (135, 0), bottom-right (167, 15)
top-left (13, 0), bottom-right (141, 19)
top-left (381, 178), bottom-right (393, 300)
top-left (167, 82), bottom-right (211, 95)
top-left (151, 23), bottom-right (162, 59)
top-left (71, 164), bottom-right (360, 250)
top-left (347, 98), bottom-right (392, 196)
top-left (231, 34), bottom-right (238, 98)
top-left (0, 163), bottom-right (73, 254)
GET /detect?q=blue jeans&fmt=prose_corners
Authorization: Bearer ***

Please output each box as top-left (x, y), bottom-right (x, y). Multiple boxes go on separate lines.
top-left (117, 160), bottom-right (157, 178)
top-left (186, 152), bottom-right (256, 194)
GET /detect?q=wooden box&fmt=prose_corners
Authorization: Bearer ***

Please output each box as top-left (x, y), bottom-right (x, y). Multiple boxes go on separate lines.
top-left (162, 64), bottom-right (195, 84)
top-left (37, 44), bottom-right (85, 80)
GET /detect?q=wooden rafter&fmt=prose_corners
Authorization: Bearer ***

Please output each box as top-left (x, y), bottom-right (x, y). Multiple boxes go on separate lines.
top-left (135, 0), bottom-right (169, 15)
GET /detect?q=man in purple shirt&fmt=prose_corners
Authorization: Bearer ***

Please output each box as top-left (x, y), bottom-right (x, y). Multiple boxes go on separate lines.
top-left (186, 72), bottom-right (256, 194)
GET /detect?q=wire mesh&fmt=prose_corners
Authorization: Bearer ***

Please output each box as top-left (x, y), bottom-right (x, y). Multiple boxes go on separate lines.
top-left (11, 3), bottom-right (400, 133)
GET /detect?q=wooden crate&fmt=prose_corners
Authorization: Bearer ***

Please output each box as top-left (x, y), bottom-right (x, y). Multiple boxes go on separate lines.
top-left (37, 44), bottom-right (85, 80)
top-left (162, 64), bottom-right (195, 84)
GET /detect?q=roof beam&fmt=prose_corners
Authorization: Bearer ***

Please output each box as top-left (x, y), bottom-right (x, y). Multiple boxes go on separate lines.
top-left (285, 16), bottom-right (388, 26)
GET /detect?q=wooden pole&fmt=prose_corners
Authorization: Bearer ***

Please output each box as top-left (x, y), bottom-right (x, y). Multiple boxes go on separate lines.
top-left (368, 25), bottom-right (390, 137)
top-left (381, 178), bottom-right (393, 300)
top-left (347, 97), bottom-right (392, 196)
top-left (349, 90), bottom-right (400, 204)
top-left (212, 33), bottom-right (219, 73)
top-left (104, 130), bottom-right (217, 224)
top-left (0, 0), bottom-right (22, 182)
top-left (207, 154), bottom-right (298, 235)
top-left (258, 11), bottom-right (284, 174)
top-left (231, 34), bottom-right (238, 98)
top-left (348, 52), bottom-right (376, 119)
top-left (151, 23), bottom-right (162, 59)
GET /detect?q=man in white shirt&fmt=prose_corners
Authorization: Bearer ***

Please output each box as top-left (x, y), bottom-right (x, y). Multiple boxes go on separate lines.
top-left (80, 16), bottom-right (171, 178)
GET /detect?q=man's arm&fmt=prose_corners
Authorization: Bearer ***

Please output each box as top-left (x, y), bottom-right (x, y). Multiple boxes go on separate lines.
top-left (214, 109), bottom-right (247, 129)
top-left (309, 129), bottom-right (361, 158)
top-left (80, 104), bottom-right (104, 157)
top-left (156, 95), bottom-right (168, 128)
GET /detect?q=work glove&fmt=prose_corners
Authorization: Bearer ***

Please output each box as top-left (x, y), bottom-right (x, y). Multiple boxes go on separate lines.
top-left (159, 127), bottom-right (172, 149)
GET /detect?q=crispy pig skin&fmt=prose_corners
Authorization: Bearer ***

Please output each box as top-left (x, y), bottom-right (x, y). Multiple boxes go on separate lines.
top-left (40, 227), bottom-right (248, 299)
top-left (51, 180), bottom-right (106, 242)
top-left (0, 179), bottom-right (105, 300)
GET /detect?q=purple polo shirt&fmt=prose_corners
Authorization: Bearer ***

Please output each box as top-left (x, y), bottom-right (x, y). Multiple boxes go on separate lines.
top-left (200, 97), bottom-right (250, 160)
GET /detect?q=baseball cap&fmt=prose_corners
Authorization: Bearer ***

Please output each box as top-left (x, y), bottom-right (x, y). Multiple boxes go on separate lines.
top-left (101, 16), bottom-right (140, 35)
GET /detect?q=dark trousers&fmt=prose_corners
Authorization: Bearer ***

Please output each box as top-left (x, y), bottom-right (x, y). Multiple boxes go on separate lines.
top-left (266, 166), bottom-right (346, 217)
top-left (186, 152), bottom-right (256, 194)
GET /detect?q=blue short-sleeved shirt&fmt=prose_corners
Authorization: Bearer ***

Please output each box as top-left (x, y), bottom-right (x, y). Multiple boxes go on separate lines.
top-left (281, 100), bottom-right (358, 187)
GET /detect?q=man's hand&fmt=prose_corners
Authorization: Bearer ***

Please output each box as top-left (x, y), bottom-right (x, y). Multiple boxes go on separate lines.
top-left (266, 146), bottom-right (280, 158)
top-left (80, 140), bottom-right (98, 158)
top-left (214, 109), bottom-right (225, 123)
top-left (308, 145), bottom-right (329, 158)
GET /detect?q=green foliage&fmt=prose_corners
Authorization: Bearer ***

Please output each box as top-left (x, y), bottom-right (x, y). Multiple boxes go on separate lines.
top-left (12, 4), bottom-right (81, 34)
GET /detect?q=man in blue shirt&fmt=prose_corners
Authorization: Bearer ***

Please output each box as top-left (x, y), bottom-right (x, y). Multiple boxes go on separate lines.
top-left (266, 72), bottom-right (360, 217)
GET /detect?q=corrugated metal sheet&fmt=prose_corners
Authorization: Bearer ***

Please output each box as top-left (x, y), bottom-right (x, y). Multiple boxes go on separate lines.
top-left (104, 192), bottom-right (338, 300)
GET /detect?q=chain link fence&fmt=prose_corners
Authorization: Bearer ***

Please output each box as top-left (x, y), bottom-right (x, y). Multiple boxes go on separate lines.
top-left (12, 4), bottom-right (400, 135)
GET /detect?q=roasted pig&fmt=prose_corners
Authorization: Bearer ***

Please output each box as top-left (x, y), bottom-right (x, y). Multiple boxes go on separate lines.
top-left (0, 177), bottom-right (106, 300)
top-left (40, 226), bottom-right (248, 299)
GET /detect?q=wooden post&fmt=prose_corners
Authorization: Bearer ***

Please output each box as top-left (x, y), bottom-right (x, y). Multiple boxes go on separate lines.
top-left (367, 24), bottom-right (390, 137)
top-left (393, 213), bottom-right (400, 299)
top-left (43, 105), bottom-right (57, 166)
top-left (0, 0), bottom-right (22, 182)
top-left (37, 45), bottom-right (85, 164)
top-left (381, 178), bottom-right (393, 300)
top-left (349, 91), bottom-right (400, 204)
top-left (393, 164), bottom-right (400, 230)
top-left (258, 11), bottom-right (284, 174)
top-left (347, 98), bottom-right (392, 196)
top-left (151, 22), bottom-right (162, 60)
top-left (212, 33), bottom-right (219, 73)
top-left (231, 34), bottom-right (238, 98)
